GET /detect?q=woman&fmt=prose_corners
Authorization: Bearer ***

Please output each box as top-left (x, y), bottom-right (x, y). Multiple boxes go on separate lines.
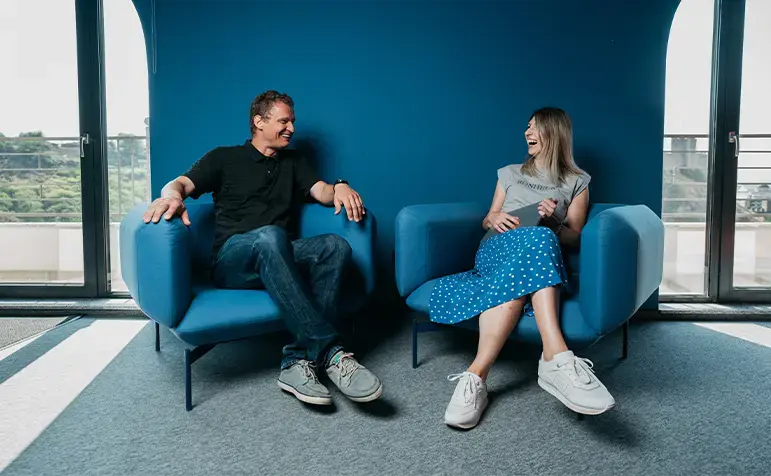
top-left (429, 107), bottom-right (615, 430)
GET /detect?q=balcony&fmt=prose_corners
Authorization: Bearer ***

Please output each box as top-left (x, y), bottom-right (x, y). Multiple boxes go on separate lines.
top-left (0, 133), bottom-right (149, 291)
top-left (661, 133), bottom-right (771, 294)
top-left (0, 134), bottom-right (769, 296)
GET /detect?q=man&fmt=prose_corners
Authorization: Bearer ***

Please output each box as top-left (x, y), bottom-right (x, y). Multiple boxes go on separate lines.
top-left (142, 90), bottom-right (383, 405)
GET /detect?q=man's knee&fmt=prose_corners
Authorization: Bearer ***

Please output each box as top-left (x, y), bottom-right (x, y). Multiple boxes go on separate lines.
top-left (323, 234), bottom-right (353, 263)
top-left (250, 225), bottom-right (290, 253)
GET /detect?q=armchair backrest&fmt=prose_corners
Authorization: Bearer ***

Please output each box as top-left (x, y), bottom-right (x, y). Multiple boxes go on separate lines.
top-left (297, 203), bottom-right (377, 295)
top-left (184, 203), bottom-right (217, 274)
top-left (587, 203), bottom-right (623, 221)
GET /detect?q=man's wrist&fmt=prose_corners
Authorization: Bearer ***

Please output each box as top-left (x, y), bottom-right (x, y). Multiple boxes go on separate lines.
top-left (333, 179), bottom-right (348, 190)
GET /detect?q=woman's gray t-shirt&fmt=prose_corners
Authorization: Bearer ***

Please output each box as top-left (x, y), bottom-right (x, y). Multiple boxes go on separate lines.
top-left (498, 164), bottom-right (591, 223)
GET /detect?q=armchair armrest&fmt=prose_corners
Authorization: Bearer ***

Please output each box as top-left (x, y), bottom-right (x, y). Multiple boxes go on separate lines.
top-left (120, 203), bottom-right (193, 329)
top-left (298, 204), bottom-right (377, 295)
top-left (578, 205), bottom-right (664, 335)
top-left (395, 202), bottom-right (488, 298)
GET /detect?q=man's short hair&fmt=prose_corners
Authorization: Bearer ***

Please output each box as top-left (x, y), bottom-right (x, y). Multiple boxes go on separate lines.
top-left (249, 90), bottom-right (294, 134)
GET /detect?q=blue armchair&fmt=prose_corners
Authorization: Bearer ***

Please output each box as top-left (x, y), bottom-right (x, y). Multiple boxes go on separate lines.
top-left (395, 202), bottom-right (664, 368)
top-left (120, 202), bottom-right (376, 410)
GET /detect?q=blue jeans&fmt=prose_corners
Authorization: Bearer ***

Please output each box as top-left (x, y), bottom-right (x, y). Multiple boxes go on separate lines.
top-left (211, 225), bottom-right (351, 370)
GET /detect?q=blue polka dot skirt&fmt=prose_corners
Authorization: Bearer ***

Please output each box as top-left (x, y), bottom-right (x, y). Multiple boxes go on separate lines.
top-left (428, 226), bottom-right (568, 324)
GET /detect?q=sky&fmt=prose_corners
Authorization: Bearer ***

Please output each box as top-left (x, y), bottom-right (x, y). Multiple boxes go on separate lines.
top-left (665, 0), bottom-right (771, 135)
top-left (0, 0), bottom-right (768, 139)
top-left (0, 0), bottom-right (149, 137)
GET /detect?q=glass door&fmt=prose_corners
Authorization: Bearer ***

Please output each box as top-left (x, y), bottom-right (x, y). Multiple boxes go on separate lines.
top-left (660, 0), bottom-right (715, 298)
top-left (102, 0), bottom-right (151, 294)
top-left (715, 0), bottom-right (771, 302)
top-left (661, 0), bottom-right (770, 304)
top-left (0, 0), bottom-right (108, 298)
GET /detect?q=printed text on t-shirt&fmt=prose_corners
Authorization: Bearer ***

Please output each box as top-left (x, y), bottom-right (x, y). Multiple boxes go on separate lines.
top-left (516, 178), bottom-right (558, 192)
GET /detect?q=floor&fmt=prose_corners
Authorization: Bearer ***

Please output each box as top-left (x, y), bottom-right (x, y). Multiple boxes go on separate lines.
top-left (0, 315), bottom-right (770, 475)
top-left (0, 317), bottom-right (70, 348)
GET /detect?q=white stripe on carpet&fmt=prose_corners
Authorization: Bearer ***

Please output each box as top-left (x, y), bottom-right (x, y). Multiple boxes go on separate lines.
top-left (0, 319), bottom-right (147, 472)
top-left (0, 334), bottom-right (43, 362)
top-left (694, 322), bottom-right (771, 348)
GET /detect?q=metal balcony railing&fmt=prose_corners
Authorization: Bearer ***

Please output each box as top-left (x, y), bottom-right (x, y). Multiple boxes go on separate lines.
top-left (0, 133), bottom-right (769, 224)
top-left (0, 134), bottom-right (150, 222)
top-left (663, 133), bottom-right (771, 222)
top-left (0, 132), bottom-right (769, 293)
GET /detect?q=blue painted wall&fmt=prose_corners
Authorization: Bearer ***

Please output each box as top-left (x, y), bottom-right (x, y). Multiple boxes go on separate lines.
top-left (132, 0), bottom-right (679, 304)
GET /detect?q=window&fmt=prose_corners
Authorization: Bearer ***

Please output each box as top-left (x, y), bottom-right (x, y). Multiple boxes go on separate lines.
top-left (0, 0), bottom-right (149, 296)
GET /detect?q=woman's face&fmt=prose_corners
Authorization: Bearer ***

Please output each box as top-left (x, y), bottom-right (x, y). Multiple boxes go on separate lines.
top-left (525, 117), bottom-right (543, 157)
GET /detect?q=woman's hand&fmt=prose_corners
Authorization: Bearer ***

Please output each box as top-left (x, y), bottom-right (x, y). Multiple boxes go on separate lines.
top-left (538, 198), bottom-right (558, 218)
top-left (486, 212), bottom-right (519, 233)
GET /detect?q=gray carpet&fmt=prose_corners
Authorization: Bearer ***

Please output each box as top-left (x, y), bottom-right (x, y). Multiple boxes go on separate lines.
top-left (0, 317), bottom-right (91, 386)
top-left (2, 317), bottom-right (770, 476)
top-left (0, 317), bottom-right (70, 348)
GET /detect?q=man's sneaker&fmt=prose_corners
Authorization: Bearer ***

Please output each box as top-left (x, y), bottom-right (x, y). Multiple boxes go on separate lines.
top-left (444, 371), bottom-right (488, 429)
top-left (537, 350), bottom-right (615, 415)
top-left (325, 351), bottom-right (383, 402)
top-left (278, 360), bottom-right (332, 405)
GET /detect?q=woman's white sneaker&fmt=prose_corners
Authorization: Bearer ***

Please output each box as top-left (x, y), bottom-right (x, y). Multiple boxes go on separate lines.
top-left (537, 350), bottom-right (615, 415)
top-left (444, 371), bottom-right (488, 429)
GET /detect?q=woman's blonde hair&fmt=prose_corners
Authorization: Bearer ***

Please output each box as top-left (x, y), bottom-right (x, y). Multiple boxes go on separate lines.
top-left (521, 107), bottom-right (583, 184)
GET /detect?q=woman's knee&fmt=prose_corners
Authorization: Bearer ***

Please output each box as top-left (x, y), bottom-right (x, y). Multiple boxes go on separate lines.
top-left (531, 226), bottom-right (559, 243)
top-left (502, 297), bottom-right (527, 309)
top-left (532, 285), bottom-right (559, 299)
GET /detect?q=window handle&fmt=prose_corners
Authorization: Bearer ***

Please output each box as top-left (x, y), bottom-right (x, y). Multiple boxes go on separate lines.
top-left (80, 133), bottom-right (91, 158)
top-left (728, 131), bottom-right (739, 159)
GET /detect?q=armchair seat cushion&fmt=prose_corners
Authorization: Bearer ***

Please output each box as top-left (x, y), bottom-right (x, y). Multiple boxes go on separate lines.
top-left (173, 285), bottom-right (284, 346)
top-left (406, 278), bottom-right (598, 346)
top-left (405, 279), bottom-right (437, 314)
top-left (175, 273), bottom-right (366, 346)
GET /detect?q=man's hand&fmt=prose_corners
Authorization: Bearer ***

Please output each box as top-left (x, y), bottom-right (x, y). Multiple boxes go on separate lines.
top-left (538, 198), bottom-right (558, 218)
top-left (333, 184), bottom-right (365, 222)
top-left (142, 197), bottom-right (191, 226)
top-left (486, 212), bottom-right (519, 233)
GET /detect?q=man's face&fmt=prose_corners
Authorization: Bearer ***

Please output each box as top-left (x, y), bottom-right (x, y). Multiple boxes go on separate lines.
top-left (254, 101), bottom-right (295, 149)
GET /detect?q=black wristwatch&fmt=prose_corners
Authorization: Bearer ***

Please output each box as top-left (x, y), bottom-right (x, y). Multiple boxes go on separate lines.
top-left (333, 179), bottom-right (348, 189)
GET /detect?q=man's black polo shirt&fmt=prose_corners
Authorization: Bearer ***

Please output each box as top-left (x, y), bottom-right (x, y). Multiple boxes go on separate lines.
top-left (182, 140), bottom-right (320, 258)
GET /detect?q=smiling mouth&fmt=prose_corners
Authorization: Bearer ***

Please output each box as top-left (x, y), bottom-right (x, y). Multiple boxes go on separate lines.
top-left (527, 140), bottom-right (537, 146)
top-left (281, 134), bottom-right (292, 139)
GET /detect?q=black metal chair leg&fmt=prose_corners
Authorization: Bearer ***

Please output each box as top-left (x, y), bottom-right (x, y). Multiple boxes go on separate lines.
top-left (412, 317), bottom-right (418, 369)
top-left (622, 320), bottom-right (629, 360)
top-left (155, 322), bottom-right (160, 352)
top-left (185, 349), bottom-right (193, 411)
top-left (183, 344), bottom-right (216, 412)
